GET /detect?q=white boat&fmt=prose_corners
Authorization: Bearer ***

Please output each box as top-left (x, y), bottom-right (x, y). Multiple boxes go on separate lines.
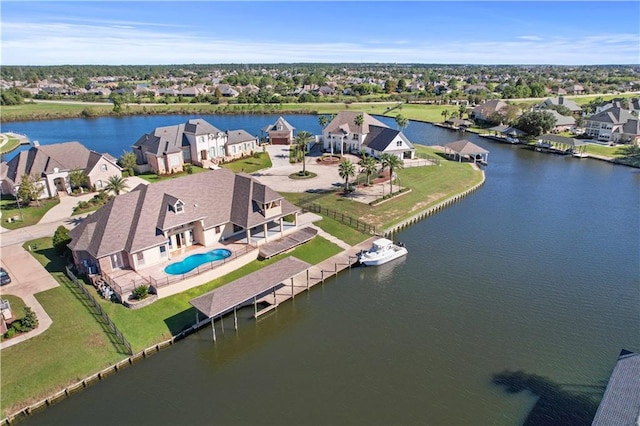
top-left (358, 238), bottom-right (408, 266)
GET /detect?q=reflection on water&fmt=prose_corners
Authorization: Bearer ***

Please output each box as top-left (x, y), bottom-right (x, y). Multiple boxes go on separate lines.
top-left (367, 256), bottom-right (408, 284)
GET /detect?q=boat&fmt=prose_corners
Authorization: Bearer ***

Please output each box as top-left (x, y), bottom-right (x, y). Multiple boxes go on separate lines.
top-left (358, 238), bottom-right (408, 266)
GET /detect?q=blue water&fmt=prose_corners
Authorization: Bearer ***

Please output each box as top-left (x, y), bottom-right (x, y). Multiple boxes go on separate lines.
top-left (164, 249), bottom-right (231, 275)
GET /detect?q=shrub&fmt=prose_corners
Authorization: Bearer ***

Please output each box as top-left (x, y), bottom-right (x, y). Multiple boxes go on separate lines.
top-left (4, 328), bottom-right (15, 339)
top-left (184, 164), bottom-right (193, 174)
top-left (20, 307), bottom-right (38, 331)
top-left (52, 225), bottom-right (71, 255)
top-left (132, 285), bottom-right (150, 300)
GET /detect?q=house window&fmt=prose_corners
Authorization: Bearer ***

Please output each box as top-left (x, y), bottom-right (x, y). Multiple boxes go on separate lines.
top-left (232, 146), bottom-right (236, 154)
top-left (219, 146), bottom-right (225, 157)
top-left (215, 225), bottom-right (221, 233)
top-left (96, 180), bottom-right (103, 188)
top-left (353, 134), bottom-right (358, 140)
top-left (176, 201), bottom-right (184, 213)
top-left (136, 252), bottom-right (145, 266)
top-left (160, 246), bottom-right (167, 257)
top-left (210, 147), bottom-right (216, 158)
top-left (101, 164), bottom-right (108, 171)
top-left (397, 141), bottom-right (402, 146)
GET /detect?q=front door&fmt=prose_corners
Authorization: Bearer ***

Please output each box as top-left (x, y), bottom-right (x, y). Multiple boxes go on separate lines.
top-left (110, 252), bottom-right (124, 269)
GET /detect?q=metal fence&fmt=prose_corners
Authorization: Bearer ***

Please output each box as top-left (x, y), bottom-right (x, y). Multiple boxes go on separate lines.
top-left (416, 152), bottom-right (441, 165)
top-left (65, 266), bottom-right (133, 355)
top-left (301, 202), bottom-right (376, 235)
top-left (148, 245), bottom-right (255, 289)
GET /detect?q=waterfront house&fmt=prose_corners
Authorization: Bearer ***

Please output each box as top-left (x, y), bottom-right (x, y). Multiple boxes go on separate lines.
top-left (542, 109), bottom-right (576, 132)
top-left (470, 100), bottom-right (508, 123)
top-left (322, 111), bottom-right (415, 160)
top-left (262, 116), bottom-right (295, 145)
top-left (132, 118), bottom-right (258, 173)
top-left (68, 168), bottom-right (300, 278)
top-left (0, 141), bottom-right (122, 199)
top-left (536, 96), bottom-right (582, 115)
top-left (584, 106), bottom-right (640, 144)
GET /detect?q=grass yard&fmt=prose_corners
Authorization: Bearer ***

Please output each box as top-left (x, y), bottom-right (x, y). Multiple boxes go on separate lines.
top-left (97, 235), bottom-right (341, 351)
top-left (0, 295), bottom-right (27, 328)
top-left (584, 143), bottom-right (621, 158)
top-left (0, 136), bottom-right (22, 154)
top-left (0, 238), bottom-right (124, 418)
top-left (287, 146), bottom-right (482, 231)
top-left (221, 152), bottom-right (272, 173)
top-left (0, 196), bottom-right (59, 230)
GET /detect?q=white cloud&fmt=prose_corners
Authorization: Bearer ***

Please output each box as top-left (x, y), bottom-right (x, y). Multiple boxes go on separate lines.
top-left (2, 20), bottom-right (638, 65)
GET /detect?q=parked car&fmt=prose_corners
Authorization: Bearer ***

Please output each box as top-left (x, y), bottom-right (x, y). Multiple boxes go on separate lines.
top-left (0, 268), bottom-right (11, 285)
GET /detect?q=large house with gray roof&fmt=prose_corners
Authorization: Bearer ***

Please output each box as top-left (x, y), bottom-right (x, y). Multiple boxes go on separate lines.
top-left (0, 141), bottom-right (122, 199)
top-left (69, 168), bottom-right (300, 278)
top-left (132, 118), bottom-right (258, 174)
top-left (584, 106), bottom-right (640, 144)
top-left (322, 111), bottom-right (415, 160)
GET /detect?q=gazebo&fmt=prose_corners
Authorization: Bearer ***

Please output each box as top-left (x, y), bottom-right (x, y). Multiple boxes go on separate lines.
top-left (443, 139), bottom-right (490, 164)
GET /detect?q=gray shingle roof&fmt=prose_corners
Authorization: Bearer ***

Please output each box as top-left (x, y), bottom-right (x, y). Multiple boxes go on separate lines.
top-left (325, 111), bottom-right (388, 135)
top-left (588, 107), bottom-right (636, 125)
top-left (69, 168), bottom-right (299, 258)
top-left (263, 116), bottom-right (295, 133)
top-left (226, 129), bottom-right (256, 145)
top-left (444, 139), bottom-right (489, 155)
top-left (364, 125), bottom-right (414, 152)
top-left (592, 350), bottom-right (640, 426)
top-left (133, 118), bottom-right (222, 157)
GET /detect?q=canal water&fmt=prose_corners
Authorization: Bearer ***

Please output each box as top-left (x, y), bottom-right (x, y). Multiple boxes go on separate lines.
top-left (7, 115), bottom-right (639, 425)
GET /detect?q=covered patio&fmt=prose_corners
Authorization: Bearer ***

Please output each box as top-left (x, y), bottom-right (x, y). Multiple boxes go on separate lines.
top-left (443, 139), bottom-right (490, 164)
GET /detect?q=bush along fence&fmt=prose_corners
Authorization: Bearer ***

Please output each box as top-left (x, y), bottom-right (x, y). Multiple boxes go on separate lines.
top-left (382, 170), bottom-right (485, 237)
top-left (65, 266), bottom-right (133, 356)
top-left (301, 202), bottom-right (377, 235)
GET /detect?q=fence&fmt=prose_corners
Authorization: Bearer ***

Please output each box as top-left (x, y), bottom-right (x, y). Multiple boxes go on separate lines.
top-left (101, 273), bottom-right (150, 300)
top-left (148, 245), bottom-right (255, 289)
top-left (301, 202), bottom-right (376, 235)
top-left (416, 152), bottom-right (441, 165)
top-left (65, 266), bottom-right (133, 356)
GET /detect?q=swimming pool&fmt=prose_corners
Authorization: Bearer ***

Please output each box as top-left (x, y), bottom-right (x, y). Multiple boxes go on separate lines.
top-left (164, 249), bottom-right (232, 275)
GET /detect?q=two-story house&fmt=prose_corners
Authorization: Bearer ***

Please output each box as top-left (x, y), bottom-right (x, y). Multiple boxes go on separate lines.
top-left (322, 111), bottom-right (415, 160)
top-left (584, 107), bottom-right (640, 144)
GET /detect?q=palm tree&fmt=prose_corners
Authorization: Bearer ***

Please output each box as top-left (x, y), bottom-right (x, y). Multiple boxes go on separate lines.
top-left (318, 115), bottom-right (328, 128)
top-left (358, 154), bottom-right (377, 186)
top-left (395, 114), bottom-right (408, 131)
top-left (354, 113), bottom-right (364, 130)
top-left (104, 175), bottom-right (129, 195)
top-left (458, 104), bottom-right (467, 120)
top-left (441, 109), bottom-right (450, 122)
top-left (379, 153), bottom-right (392, 197)
top-left (385, 154), bottom-right (404, 195)
top-left (295, 130), bottom-right (313, 175)
top-left (338, 159), bottom-right (356, 193)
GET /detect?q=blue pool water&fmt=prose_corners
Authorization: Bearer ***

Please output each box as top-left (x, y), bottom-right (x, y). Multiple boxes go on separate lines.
top-left (164, 249), bottom-right (232, 275)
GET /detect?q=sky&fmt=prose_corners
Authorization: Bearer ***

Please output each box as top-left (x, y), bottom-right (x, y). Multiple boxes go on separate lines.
top-left (1, 1), bottom-right (639, 66)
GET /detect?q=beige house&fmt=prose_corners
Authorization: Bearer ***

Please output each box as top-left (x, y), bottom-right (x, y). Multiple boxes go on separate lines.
top-left (69, 168), bottom-right (300, 278)
top-left (0, 141), bottom-right (122, 199)
top-left (585, 107), bottom-right (640, 144)
top-left (133, 118), bottom-right (258, 174)
top-left (322, 111), bottom-right (415, 160)
top-left (263, 116), bottom-right (295, 145)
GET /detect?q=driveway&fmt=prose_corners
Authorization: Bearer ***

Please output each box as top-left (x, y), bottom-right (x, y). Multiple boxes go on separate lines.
top-left (0, 243), bottom-right (58, 349)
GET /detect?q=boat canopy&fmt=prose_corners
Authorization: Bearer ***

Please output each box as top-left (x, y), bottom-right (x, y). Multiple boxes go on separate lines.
top-left (372, 238), bottom-right (393, 249)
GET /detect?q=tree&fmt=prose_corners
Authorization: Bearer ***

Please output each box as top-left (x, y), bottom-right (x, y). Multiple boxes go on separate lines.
top-left (441, 109), bottom-right (450, 122)
top-left (20, 307), bottom-right (38, 331)
top-left (358, 153), bottom-right (377, 186)
top-left (52, 225), bottom-right (71, 255)
top-left (318, 115), bottom-right (328, 128)
top-left (458, 104), bottom-right (467, 119)
top-left (17, 174), bottom-right (43, 206)
top-left (515, 111), bottom-right (556, 137)
top-left (354, 113), bottom-right (364, 129)
top-left (295, 131), bottom-right (313, 175)
top-left (396, 78), bottom-right (406, 93)
top-left (338, 159), bottom-right (356, 192)
top-left (395, 114), bottom-right (408, 130)
top-left (384, 78), bottom-right (397, 94)
top-left (68, 169), bottom-right (88, 192)
top-left (104, 175), bottom-right (128, 195)
top-left (384, 154), bottom-right (403, 194)
top-left (118, 150), bottom-right (137, 176)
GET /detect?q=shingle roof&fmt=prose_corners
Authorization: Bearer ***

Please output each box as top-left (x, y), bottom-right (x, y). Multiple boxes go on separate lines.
top-left (2, 141), bottom-right (118, 187)
top-left (444, 139), bottom-right (489, 155)
top-left (588, 107), bottom-right (636, 125)
top-left (592, 350), bottom-right (640, 426)
top-left (364, 125), bottom-right (414, 152)
top-left (540, 97), bottom-right (582, 112)
top-left (324, 111), bottom-right (388, 135)
top-left (471, 100), bottom-right (507, 116)
top-left (133, 118), bottom-right (222, 157)
top-left (226, 129), bottom-right (256, 145)
top-left (69, 169), bottom-right (299, 258)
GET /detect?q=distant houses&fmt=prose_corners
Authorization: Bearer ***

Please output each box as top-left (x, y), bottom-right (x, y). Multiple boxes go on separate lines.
top-left (0, 141), bottom-right (122, 199)
top-left (132, 118), bottom-right (258, 174)
top-left (321, 111), bottom-right (415, 160)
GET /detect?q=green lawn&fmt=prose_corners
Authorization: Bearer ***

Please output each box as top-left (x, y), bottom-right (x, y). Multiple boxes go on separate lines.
top-left (0, 196), bottom-right (60, 230)
top-left (0, 295), bottom-right (27, 328)
top-left (286, 147), bottom-right (482, 232)
top-left (0, 238), bottom-right (124, 418)
top-left (584, 143), bottom-right (620, 158)
top-left (96, 235), bottom-right (341, 351)
top-left (221, 152), bottom-right (272, 173)
top-left (0, 136), bottom-right (22, 154)
top-left (311, 216), bottom-right (370, 246)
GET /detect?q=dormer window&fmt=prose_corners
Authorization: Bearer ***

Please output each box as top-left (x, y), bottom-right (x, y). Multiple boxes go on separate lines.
top-left (175, 201), bottom-right (184, 213)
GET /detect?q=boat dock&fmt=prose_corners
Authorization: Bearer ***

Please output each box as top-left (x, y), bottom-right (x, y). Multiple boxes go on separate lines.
top-left (189, 236), bottom-right (375, 340)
